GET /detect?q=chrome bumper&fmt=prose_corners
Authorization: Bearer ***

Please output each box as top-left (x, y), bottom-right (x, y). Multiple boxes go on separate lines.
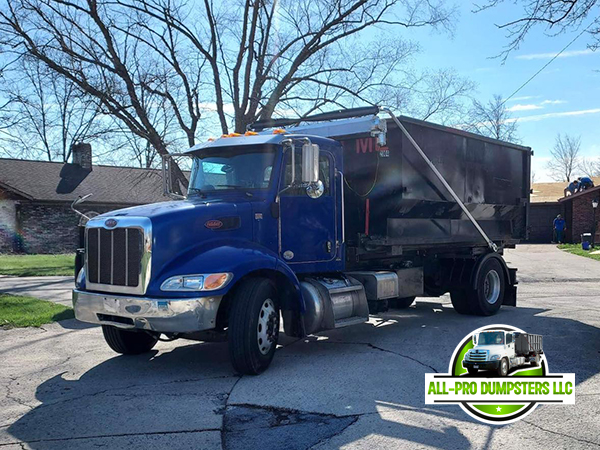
top-left (72, 289), bottom-right (222, 333)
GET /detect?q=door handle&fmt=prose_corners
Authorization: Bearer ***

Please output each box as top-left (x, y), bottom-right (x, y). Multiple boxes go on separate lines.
top-left (326, 241), bottom-right (332, 253)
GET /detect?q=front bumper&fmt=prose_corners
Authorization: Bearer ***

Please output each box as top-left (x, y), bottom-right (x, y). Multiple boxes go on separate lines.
top-left (72, 289), bottom-right (222, 333)
top-left (463, 360), bottom-right (500, 371)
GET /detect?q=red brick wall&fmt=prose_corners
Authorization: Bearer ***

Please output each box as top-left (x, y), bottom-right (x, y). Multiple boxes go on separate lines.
top-left (568, 191), bottom-right (600, 243)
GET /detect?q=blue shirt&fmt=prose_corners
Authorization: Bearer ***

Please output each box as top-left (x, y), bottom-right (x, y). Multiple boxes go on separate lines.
top-left (554, 218), bottom-right (566, 231)
top-left (566, 182), bottom-right (577, 193)
top-left (580, 177), bottom-right (594, 187)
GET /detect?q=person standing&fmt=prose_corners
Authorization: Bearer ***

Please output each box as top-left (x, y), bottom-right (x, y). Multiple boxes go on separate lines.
top-left (553, 214), bottom-right (566, 244)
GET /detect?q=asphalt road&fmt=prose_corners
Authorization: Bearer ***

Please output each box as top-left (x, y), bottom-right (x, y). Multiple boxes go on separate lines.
top-left (1, 244), bottom-right (599, 449)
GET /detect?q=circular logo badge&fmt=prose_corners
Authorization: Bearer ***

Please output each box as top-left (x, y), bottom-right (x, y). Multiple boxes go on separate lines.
top-left (104, 218), bottom-right (118, 228)
top-left (425, 324), bottom-right (575, 425)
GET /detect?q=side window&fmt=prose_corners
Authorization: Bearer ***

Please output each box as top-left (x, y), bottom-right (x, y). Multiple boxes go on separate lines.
top-left (283, 152), bottom-right (331, 196)
top-left (506, 334), bottom-right (513, 344)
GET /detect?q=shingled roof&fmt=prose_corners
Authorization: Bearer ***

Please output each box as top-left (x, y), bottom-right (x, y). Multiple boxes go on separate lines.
top-left (0, 158), bottom-right (167, 205)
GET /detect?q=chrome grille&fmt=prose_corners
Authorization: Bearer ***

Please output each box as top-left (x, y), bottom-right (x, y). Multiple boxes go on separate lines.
top-left (85, 216), bottom-right (152, 295)
top-left (87, 228), bottom-right (142, 287)
top-left (468, 350), bottom-right (488, 362)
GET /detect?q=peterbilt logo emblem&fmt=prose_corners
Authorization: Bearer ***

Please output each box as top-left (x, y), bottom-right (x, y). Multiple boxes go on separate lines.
top-left (205, 219), bottom-right (223, 229)
top-left (104, 218), bottom-right (118, 228)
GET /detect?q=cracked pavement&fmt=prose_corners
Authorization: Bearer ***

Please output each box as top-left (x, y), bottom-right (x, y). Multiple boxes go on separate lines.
top-left (1, 245), bottom-right (600, 449)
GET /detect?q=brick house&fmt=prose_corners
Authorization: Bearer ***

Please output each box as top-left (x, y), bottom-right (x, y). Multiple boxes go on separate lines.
top-left (559, 186), bottom-right (600, 244)
top-left (528, 178), bottom-right (600, 243)
top-left (0, 144), bottom-right (166, 254)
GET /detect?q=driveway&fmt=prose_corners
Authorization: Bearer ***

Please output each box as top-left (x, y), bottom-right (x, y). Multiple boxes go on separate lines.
top-left (1, 244), bottom-right (599, 449)
top-left (0, 276), bottom-right (74, 306)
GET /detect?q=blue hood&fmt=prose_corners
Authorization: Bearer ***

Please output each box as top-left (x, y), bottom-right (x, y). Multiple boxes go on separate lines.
top-left (99, 197), bottom-right (254, 283)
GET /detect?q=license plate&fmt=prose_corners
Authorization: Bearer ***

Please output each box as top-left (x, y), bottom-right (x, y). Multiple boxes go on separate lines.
top-left (473, 365), bottom-right (479, 369)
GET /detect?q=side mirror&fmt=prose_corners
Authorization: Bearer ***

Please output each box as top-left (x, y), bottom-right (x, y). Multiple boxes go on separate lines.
top-left (74, 193), bottom-right (93, 206)
top-left (472, 334), bottom-right (477, 345)
top-left (301, 142), bottom-right (319, 183)
top-left (301, 142), bottom-right (323, 198)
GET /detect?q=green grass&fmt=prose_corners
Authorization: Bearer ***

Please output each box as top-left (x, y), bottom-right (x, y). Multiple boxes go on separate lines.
top-left (558, 244), bottom-right (600, 262)
top-left (0, 294), bottom-right (74, 328)
top-left (0, 253), bottom-right (75, 277)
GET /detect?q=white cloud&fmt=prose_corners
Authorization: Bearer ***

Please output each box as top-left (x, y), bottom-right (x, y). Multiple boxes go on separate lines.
top-left (513, 108), bottom-right (600, 123)
top-left (507, 95), bottom-right (539, 102)
top-left (516, 49), bottom-right (594, 60)
top-left (507, 104), bottom-right (543, 112)
top-left (540, 100), bottom-right (567, 105)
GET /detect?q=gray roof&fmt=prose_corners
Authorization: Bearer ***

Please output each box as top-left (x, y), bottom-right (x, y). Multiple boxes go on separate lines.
top-left (0, 158), bottom-right (166, 204)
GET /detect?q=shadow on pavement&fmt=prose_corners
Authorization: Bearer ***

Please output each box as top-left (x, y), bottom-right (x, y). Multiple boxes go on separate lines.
top-left (6, 302), bottom-right (600, 450)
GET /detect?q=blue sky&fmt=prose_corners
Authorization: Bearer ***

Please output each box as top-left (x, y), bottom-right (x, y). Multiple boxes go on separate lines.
top-left (406, 1), bottom-right (600, 182)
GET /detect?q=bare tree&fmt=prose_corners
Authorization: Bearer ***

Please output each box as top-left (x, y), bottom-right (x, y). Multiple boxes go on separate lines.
top-left (0, 0), bottom-right (459, 141)
top-left (0, 58), bottom-right (111, 162)
top-left (476, 0), bottom-right (600, 58)
top-left (464, 94), bottom-right (520, 143)
top-left (547, 133), bottom-right (581, 182)
top-left (579, 157), bottom-right (600, 178)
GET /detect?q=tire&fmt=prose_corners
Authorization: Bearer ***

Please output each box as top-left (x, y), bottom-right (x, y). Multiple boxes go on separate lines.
top-left (467, 367), bottom-right (478, 375)
top-left (389, 296), bottom-right (415, 309)
top-left (497, 358), bottom-right (509, 377)
top-left (228, 278), bottom-right (280, 375)
top-left (531, 355), bottom-right (539, 367)
top-left (102, 325), bottom-right (158, 355)
top-left (454, 258), bottom-right (506, 316)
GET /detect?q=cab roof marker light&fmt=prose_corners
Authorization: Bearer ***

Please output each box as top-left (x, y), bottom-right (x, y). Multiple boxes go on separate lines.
top-left (273, 128), bottom-right (287, 134)
top-left (245, 131), bottom-right (258, 136)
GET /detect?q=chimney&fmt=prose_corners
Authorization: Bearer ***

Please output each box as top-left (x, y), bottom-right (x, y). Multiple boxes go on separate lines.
top-left (72, 143), bottom-right (92, 170)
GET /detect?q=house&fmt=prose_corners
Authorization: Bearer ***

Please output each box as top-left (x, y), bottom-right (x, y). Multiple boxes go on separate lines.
top-left (0, 144), bottom-right (167, 254)
top-left (529, 177), bottom-right (600, 243)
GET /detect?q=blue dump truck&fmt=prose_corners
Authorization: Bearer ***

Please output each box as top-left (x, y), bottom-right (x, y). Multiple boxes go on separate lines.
top-left (72, 106), bottom-right (532, 374)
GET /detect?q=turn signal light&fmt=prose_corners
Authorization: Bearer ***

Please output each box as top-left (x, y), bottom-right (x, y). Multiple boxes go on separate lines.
top-left (273, 128), bottom-right (287, 134)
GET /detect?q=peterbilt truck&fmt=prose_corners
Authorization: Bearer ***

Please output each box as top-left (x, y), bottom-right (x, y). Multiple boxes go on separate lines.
top-left (72, 106), bottom-right (532, 374)
top-left (463, 330), bottom-right (543, 376)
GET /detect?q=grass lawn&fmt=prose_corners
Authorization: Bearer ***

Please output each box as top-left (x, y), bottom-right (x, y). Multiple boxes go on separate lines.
top-left (0, 253), bottom-right (75, 277)
top-left (557, 244), bottom-right (600, 262)
top-left (0, 294), bottom-right (74, 328)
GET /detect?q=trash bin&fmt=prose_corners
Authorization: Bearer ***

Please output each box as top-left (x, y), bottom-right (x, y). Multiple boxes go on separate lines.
top-left (582, 233), bottom-right (592, 250)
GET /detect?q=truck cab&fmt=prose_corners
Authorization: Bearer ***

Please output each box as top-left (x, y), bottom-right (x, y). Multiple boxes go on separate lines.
top-left (73, 108), bottom-right (526, 375)
top-left (463, 330), bottom-right (540, 376)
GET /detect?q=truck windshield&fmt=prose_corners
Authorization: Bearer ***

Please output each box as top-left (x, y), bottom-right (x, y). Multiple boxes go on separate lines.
top-left (478, 332), bottom-right (504, 345)
top-left (189, 146), bottom-right (276, 193)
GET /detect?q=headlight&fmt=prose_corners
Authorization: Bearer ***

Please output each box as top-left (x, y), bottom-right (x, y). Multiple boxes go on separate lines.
top-left (160, 273), bottom-right (232, 292)
top-left (76, 268), bottom-right (86, 289)
top-left (490, 355), bottom-right (501, 361)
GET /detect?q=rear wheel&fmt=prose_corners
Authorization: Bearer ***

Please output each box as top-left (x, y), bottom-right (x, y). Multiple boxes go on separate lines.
top-left (450, 290), bottom-right (472, 315)
top-left (102, 325), bottom-right (158, 355)
top-left (228, 278), bottom-right (280, 375)
top-left (452, 258), bottom-right (506, 316)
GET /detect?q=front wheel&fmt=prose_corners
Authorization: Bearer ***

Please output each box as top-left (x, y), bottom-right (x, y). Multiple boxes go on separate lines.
top-left (102, 325), bottom-right (158, 355)
top-left (497, 358), bottom-right (509, 377)
top-left (228, 278), bottom-right (280, 375)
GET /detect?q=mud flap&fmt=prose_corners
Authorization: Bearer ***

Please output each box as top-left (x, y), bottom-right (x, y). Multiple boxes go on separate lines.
top-left (504, 267), bottom-right (518, 307)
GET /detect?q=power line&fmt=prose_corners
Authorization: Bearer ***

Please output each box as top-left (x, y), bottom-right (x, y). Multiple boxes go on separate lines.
top-left (502, 22), bottom-right (595, 106)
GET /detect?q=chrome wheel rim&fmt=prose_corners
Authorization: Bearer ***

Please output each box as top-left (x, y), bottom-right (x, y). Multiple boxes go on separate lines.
top-left (257, 298), bottom-right (278, 355)
top-left (483, 270), bottom-right (501, 305)
top-left (502, 360), bottom-right (508, 375)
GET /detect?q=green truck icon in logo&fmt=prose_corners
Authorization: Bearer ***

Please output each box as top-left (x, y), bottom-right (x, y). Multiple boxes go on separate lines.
top-left (463, 330), bottom-right (543, 377)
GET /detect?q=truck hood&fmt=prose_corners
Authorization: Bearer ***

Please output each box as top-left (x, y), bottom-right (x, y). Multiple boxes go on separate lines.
top-left (96, 197), bottom-right (255, 279)
top-left (471, 345), bottom-right (505, 354)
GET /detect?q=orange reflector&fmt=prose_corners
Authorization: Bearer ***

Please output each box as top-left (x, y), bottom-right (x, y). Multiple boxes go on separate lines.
top-left (245, 131), bottom-right (258, 136)
top-left (273, 128), bottom-right (287, 134)
top-left (204, 273), bottom-right (230, 290)
top-left (207, 137), bottom-right (215, 141)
